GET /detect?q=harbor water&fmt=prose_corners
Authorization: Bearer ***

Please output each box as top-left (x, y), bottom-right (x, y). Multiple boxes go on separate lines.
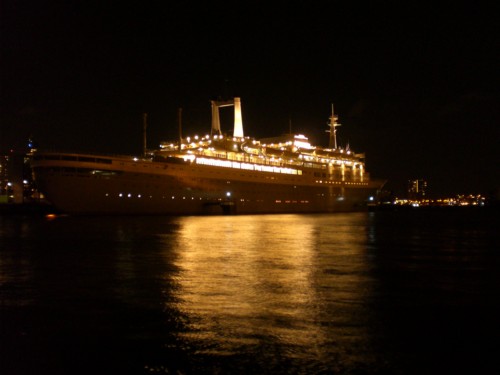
top-left (1, 208), bottom-right (499, 374)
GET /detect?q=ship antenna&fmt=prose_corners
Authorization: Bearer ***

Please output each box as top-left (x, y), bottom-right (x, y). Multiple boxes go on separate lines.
top-left (178, 107), bottom-right (183, 150)
top-left (327, 104), bottom-right (341, 149)
top-left (143, 113), bottom-right (148, 157)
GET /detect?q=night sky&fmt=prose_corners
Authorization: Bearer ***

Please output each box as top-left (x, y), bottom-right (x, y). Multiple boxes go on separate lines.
top-left (1, 1), bottom-right (498, 197)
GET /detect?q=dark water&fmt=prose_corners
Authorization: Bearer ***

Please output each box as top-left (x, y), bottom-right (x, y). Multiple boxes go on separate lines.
top-left (1, 208), bottom-right (499, 374)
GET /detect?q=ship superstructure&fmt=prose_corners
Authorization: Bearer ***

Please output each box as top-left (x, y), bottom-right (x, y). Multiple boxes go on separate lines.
top-left (31, 97), bottom-right (385, 215)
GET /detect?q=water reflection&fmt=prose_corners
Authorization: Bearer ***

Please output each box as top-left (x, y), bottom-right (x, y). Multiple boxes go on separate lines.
top-left (0, 213), bottom-right (382, 374)
top-left (3, 211), bottom-right (498, 374)
top-left (165, 213), bottom-right (377, 372)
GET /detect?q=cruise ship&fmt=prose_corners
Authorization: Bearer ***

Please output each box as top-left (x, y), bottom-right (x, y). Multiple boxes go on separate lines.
top-left (31, 97), bottom-right (385, 215)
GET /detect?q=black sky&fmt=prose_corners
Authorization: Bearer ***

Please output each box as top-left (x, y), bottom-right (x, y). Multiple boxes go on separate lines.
top-left (1, 1), bottom-right (499, 197)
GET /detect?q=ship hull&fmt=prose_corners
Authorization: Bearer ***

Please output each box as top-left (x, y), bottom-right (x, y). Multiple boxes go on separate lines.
top-left (32, 153), bottom-right (384, 215)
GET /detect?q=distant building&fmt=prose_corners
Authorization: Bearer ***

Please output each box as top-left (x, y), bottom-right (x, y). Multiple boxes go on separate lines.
top-left (0, 155), bottom-right (10, 203)
top-left (408, 179), bottom-right (427, 200)
top-left (0, 139), bottom-right (39, 204)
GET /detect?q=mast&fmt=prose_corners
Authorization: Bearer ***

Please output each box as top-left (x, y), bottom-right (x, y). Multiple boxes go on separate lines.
top-left (327, 104), bottom-right (341, 149)
top-left (142, 113), bottom-right (148, 156)
top-left (178, 107), bottom-right (183, 150)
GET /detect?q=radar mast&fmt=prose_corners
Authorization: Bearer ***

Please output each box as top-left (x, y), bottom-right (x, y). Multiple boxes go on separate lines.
top-left (326, 104), bottom-right (341, 149)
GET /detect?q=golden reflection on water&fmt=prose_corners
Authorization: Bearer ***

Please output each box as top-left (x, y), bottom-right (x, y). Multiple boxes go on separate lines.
top-left (168, 213), bottom-right (373, 357)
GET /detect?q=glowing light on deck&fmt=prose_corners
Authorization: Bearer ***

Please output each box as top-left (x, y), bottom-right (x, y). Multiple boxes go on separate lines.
top-left (195, 157), bottom-right (301, 175)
